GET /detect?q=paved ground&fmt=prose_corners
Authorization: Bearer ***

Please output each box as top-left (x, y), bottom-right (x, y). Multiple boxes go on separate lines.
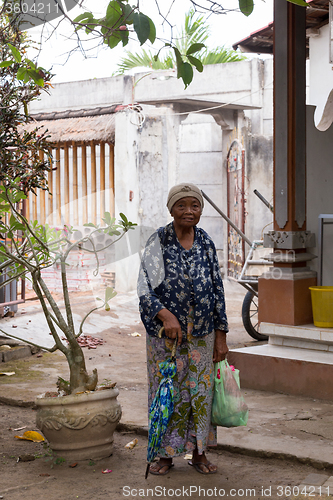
top-left (1, 280), bottom-right (333, 499)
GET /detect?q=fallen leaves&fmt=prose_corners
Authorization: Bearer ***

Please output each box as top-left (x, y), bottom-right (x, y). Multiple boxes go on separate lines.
top-left (62, 335), bottom-right (104, 349)
top-left (14, 431), bottom-right (45, 442)
top-left (77, 335), bottom-right (104, 349)
top-left (102, 469), bottom-right (112, 474)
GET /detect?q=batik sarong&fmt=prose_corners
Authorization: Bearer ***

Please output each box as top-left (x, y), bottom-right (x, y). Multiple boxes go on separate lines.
top-left (146, 308), bottom-right (216, 458)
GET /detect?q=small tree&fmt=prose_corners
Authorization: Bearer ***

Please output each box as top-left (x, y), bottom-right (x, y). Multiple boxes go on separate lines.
top-left (0, 10), bottom-right (138, 396)
top-left (0, 182), bottom-right (136, 394)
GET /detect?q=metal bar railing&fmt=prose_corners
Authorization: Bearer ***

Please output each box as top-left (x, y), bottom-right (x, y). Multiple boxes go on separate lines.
top-left (201, 190), bottom-right (252, 247)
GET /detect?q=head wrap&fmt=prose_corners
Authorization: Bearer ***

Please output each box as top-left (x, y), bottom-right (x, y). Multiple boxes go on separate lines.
top-left (167, 183), bottom-right (204, 213)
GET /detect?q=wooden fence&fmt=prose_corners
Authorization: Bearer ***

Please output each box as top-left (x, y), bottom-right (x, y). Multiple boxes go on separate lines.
top-left (27, 142), bottom-right (115, 227)
top-left (0, 199), bottom-right (26, 314)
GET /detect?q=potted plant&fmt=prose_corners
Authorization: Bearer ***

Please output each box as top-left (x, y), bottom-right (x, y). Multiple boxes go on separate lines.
top-left (0, 182), bottom-right (136, 460)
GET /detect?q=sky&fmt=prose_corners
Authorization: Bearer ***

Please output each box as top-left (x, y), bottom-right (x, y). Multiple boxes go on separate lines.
top-left (28, 0), bottom-right (273, 83)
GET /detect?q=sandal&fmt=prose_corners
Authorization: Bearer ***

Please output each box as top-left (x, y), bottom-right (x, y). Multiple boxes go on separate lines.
top-left (188, 460), bottom-right (217, 475)
top-left (149, 461), bottom-right (174, 476)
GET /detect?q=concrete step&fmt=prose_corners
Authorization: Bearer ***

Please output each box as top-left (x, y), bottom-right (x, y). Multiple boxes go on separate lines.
top-left (229, 344), bottom-right (333, 400)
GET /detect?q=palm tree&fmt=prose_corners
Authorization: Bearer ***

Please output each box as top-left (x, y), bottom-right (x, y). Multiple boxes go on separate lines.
top-left (115, 9), bottom-right (246, 74)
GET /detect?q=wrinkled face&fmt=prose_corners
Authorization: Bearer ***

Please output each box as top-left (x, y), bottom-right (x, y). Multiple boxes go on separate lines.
top-left (170, 196), bottom-right (202, 228)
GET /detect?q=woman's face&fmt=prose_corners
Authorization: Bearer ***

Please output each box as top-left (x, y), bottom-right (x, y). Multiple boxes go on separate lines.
top-left (171, 197), bottom-right (202, 228)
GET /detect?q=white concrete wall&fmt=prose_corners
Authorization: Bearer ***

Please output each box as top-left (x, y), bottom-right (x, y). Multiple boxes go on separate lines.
top-left (114, 107), bottom-right (179, 292)
top-left (114, 110), bottom-right (141, 292)
top-left (135, 59), bottom-right (263, 110)
top-left (244, 134), bottom-right (274, 245)
top-left (306, 106), bottom-right (333, 286)
top-left (178, 113), bottom-right (224, 251)
top-left (309, 24), bottom-right (333, 130)
top-left (29, 75), bottom-right (132, 113)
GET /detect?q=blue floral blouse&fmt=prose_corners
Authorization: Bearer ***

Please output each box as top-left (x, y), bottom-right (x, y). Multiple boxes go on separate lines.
top-left (137, 222), bottom-right (228, 338)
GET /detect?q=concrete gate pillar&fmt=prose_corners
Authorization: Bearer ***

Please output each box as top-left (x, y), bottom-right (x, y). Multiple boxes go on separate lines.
top-left (258, 0), bottom-right (317, 326)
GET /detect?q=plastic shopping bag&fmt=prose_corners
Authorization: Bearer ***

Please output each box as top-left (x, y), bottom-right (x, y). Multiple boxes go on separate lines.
top-left (211, 359), bottom-right (248, 427)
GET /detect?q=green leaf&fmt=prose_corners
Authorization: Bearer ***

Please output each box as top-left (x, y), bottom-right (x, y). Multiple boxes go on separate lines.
top-left (73, 12), bottom-right (94, 23)
top-left (119, 212), bottom-right (128, 224)
top-left (186, 43), bottom-right (205, 56)
top-left (105, 286), bottom-right (117, 303)
top-left (105, 0), bottom-right (122, 24)
top-left (286, 0), bottom-right (307, 5)
top-left (24, 59), bottom-right (36, 70)
top-left (173, 47), bottom-right (184, 80)
top-left (0, 60), bottom-right (14, 68)
top-left (27, 69), bottom-right (44, 86)
top-left (187, 55), bottom-right (203, 73)
top-left (8, 44), bottom-right (21, 63)
top-left (239, 0), bottom-right (254, 16)
top-left (108, 35), bottom-right (121, 49)
top-left (147, 16), bottom-right (156, 44)
top-left (119, 28), bottom-right (129, 47)
top-left (102, 212), bottom-right (114, 226)
top-left (83, 222), bottom-right (97, 228)
top-left (121, 3), bottom-right (134, 24)
top-left (179, 61), bottom-right (193, 89)
top-left (84, 18), bottom-right (98, 34)
top-left (11, 222), bottom-right (26, 232)
top-left (133, 12), bottom-right (150, 45)
top-left (13, 191), bottom-right (27, 202)
top-left (16, 67), bottom-right (28, 81)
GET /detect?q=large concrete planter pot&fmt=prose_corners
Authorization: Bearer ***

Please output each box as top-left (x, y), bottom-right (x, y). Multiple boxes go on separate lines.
top-left (36, 387), bottom-right (122, 461)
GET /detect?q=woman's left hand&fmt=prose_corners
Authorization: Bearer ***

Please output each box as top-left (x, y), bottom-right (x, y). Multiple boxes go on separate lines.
top-left (213, 330), bottom-right (228, 363)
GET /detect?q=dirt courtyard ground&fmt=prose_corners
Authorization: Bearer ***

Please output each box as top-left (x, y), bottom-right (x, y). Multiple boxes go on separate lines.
top-left (1, 403), bottom-right (332, 500)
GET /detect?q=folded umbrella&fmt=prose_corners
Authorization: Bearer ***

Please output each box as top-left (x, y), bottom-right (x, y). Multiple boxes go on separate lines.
top-left (145, 329), bottom-right (177, 479)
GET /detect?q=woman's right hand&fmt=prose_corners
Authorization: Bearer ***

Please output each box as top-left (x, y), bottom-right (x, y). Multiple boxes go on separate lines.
top-left (157, 308), bottom-right (182, 346)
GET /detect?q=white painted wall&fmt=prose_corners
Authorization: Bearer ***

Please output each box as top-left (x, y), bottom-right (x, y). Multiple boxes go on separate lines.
top-left (30, 75), bottom-right (133, 113)
top-left (309, 24), bottom-right (333, 131)
top-left (135, 58), bottom-right (273, 112)
top-left (178, 113), bottom-right (224, 250)
top-left (114, 110), bottom-right (141, 293)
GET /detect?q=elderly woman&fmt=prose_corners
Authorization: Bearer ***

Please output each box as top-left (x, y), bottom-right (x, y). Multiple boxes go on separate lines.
top-left (138, 183), bottom-right (228, 475)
